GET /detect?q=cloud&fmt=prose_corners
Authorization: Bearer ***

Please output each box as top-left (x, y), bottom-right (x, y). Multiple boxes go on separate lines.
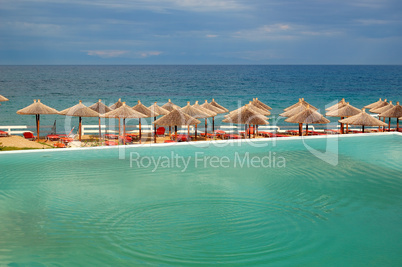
top-left (233, 24), bottom-right (294, 41)
top-left (138, 51), bottom-right (162, 58)
top-left (206, 34), bottom-right (218, 38)
top-left (84, 50), bottom-right (128, 58)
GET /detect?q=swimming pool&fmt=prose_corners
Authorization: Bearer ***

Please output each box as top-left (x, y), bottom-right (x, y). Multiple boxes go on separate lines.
top-left (1, 133), bottom-right (401, 266)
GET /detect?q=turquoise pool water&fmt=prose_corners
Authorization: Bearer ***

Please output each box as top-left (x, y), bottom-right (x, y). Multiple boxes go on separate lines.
top-left (0, 134), bottom-right (401, 266)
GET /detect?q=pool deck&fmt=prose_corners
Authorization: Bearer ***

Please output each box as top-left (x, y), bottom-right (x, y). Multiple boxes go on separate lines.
top-left (0, 131), bottom-right (401, 155)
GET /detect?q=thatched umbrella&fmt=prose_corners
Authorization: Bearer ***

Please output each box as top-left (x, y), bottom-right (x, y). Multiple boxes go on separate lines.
top-left (253, 98), bottom-right (272, 110)
top-left (210, 99), bottom-right (229, 112)
top-left (162, 99), bottom-right (180, 112)
top-left (133, 100), bottom-right (156, 143)
top-left (326, 98), bottom-right (347, 111)
top-left (110, 98), bottom-right (124, 110)
top-left (153, 109), bottom-right (201, 141)
top-left (89, 99), bottom-right (112, 140)
top-left (223, 105), bottom-right (269, 138)
top-left (200, 100), bottom-right (225, 136)
top-left (379, 102), bottom-right (402, 130)
top-left (101, 102), bottom-right (147, 145)
top-left (364, 98), bottom-right (385, 109)
top-left (161, 99), bottom-right (180, 137)
top-left (370, 101), bottom-right (394, 131)
top-left (59, 100), bottom-right (99, 141)
top-left (228, 102), bottom-right (270, 136)
top-left (326, 102), bottom-right (361, 134)
top-left (0, 95), bottom-right (9, 104)
top-left (339, 108), bottom-right (387, 132)
top-left (284, 98), bottom-right (317, 112)
top-left (280, 104), bottom-right (308, 117)
top-left (110, 98), bottom-right (124, 135)
top-left (181, 102), bottom-right (213, 140)
top-left (149, 102), bottom-right (169, 143)
top-left (229, 101), bottom-right (271, 117)
top-left (285, 105), bottom-right (330, 136)
top-left (17, 99), bottom-right (59, 142)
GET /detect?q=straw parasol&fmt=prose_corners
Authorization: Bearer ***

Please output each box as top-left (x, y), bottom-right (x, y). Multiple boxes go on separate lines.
top-left (110, 98), bottom-right (124, 110)
top-left (0, 95), bottom-right (9, 104)
top-left (339, 108), bottom-right (387, 132)
top-left (280, 104), bottom-right (308, 117)
top-left (284, 98), bottom-right (317, 112)
top-left (201, 100), bottom-right (225, 135)
top-left (110, 98), bottom-right (124, 135)
top-left (364, 98), bottom-right (385, 109)
top-left (379, 102), bottom-right (402, 130)
top-left (59, 100), bottom-right (99, 141)
top-left (101, 102), bottom-right (147, 145)
top-left (181, 101), bottom-right (214, 140)
top-left (222, 105), bottom-right (269, 138)
top-left (253, 98), bottom-right (272, 110)
top-left (17, 99), bottom-right (59, 142)
top-left (210, 99), bottom-right (229, 112)
top-left (89, 99), bottom-right (112, 140)
top-left (153, 109), bottom-right (201, 141)
top-left (229, 101), bottom-right (271, 116)
top-left (148, 102), bottom-right (170, 143)
top-left (370, 101), bottom-right (394, 130)
top-left (133, 100), bottom-right (156, 143)
top-left (326, 102), bottom-right (361, 134)
top-left (161, 99), bottom-right (181, 137)
top-left (325, 98), bottom-right (347, 111)
top-left (161, 99), bottom-right (180, 112)
top-left (285, 105), bottom-right (330, 136)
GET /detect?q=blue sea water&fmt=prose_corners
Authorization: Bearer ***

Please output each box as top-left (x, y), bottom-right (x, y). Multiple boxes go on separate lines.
top-left (0, 65), bottom-right (401, 130)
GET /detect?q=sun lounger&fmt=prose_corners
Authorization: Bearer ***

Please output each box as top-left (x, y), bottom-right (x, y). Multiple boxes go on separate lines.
top-left (54, 142), bottom-right (66, 148)
top-left (46, 134), bottom-right (61, 141)
top-left (23, 132), bottom-right (36, 140)
top-left (224, 134), bottom-right (242, 139)
top-left (105, 140), bottom-right (118, 146)
top-left (104, 134), bottom-right (118, 139)
top-left (171, 134), bottom-right (190, 142)
top-left (0, 130), bottom-right (9, 137)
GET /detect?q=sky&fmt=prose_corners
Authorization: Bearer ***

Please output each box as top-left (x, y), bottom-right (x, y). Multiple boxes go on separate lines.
top-left (0, 0), bottom-right (401, 64)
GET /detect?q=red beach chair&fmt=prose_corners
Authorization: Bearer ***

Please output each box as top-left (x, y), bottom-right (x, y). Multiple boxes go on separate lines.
top-left (156, 127), bottom-right (166, 136)
top-left (54, 142), bottom-right (66, 148)
top-left (0, 130), bottom-right (9, 137)
top-left (105, 140), bottom-right (118, 146)
top-left (46, 134), bottom-right (61, 141)
top-left (23, 132), bottom-right (35, 141)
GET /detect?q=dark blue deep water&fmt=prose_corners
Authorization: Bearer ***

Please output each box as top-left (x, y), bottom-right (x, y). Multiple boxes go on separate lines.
top-left (0, 65), bottom-right (401, 128)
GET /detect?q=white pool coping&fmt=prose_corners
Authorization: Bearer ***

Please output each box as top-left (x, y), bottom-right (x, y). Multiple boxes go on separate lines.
top-left (1, 131), bottom-right (401, 155)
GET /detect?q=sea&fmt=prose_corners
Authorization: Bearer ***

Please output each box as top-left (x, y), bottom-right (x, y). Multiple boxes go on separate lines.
top-left (0, 65), bottom-right (401, 130)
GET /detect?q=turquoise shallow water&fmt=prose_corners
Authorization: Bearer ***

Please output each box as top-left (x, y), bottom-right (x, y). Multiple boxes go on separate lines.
top-left (0, 134), bottom-right (401, 266)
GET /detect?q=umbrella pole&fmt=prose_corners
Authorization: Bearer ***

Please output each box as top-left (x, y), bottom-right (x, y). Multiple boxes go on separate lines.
top-left (362, 125), bottom-right (364, 133)
top-left (248, 124), bottom-right (251, 139)
top-left (123, 118), bottom-right (126, 145)
top-left (397, 118), bottom-right (399, 130)
top-left (188, 125), bottom-right (190, 138)
top-left (36, 114), bottom-right (40, 142)
top-left (175, 126), bottom-right (178, 142)
top-left (256, 125), bottom-right (258, 138)
top-left (383, 117), bottom-right (385, 132)
top-left (205, 119), bottom-right (208, 140)
top-left (154, 117), bottom-right (157, 144)
top-left (169, 126), bottom-right (171, 139)
top-left (378, 117), bottom-right (381, 131)
top-left (139, 118), bottom-right (142, 144)
top-left (98, 117), bottom-right (102, 142)
top-left (340, 117), bottom-right (344, 134)
top-left (79, 116), bottom-right (82, 141)
top-left (118, 118), bottom-right (121, 136)
top-left (306, 124), bottom-right (309, 136)
top-left (298, 123), bottom-right (302, 136)
top-left (195, 124), bottom-right (198, 141)
top-left (212, 117), bottom-right (215, 132)
top-left (346, 124), bottom-right (349, 133)
top-left (388, 117), bottom-right (391, 131)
